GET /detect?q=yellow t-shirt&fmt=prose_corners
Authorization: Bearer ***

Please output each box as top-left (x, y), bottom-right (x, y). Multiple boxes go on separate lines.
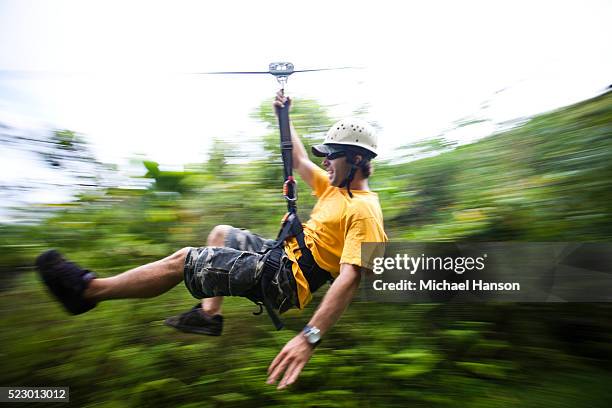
top-left (284, 166), bottom-right (388, 308)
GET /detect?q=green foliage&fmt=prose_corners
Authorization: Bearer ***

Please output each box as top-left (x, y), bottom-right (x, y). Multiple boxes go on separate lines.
top-left (387, 91), bottom-right (612, 241)
top-left (1, 92), bottom-right (612, 406)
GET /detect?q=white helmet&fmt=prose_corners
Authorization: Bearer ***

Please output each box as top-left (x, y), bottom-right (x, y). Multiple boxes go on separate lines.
top-left (312, 118), bottom-right (378, 158)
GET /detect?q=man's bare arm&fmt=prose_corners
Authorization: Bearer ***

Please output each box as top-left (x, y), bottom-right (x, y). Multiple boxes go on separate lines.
top-left (304, 263), bottom-right (361, 336)
top-left (273, 92), bottom-right (321, 189)
top-left (289, 121), bottom-right (321, 189)
top-left (267, 263), bottom-right (361, 389)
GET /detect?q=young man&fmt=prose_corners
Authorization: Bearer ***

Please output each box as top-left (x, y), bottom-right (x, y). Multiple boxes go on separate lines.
top-left (36, 92), bottom-right (387, 389)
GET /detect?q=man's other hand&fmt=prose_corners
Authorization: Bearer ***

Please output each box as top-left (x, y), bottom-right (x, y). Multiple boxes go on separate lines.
top-left (267, 332), bottom-right (314, 389)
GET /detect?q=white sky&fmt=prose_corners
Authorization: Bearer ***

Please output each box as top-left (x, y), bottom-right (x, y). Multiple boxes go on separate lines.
top-left (0, 0), bottom-right (611, 172)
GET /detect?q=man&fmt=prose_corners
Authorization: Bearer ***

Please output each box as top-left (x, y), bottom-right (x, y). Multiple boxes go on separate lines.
top-left (36, 92), bottom-right (387, 389)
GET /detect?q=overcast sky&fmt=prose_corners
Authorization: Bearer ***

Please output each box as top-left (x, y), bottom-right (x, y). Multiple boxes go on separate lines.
top-left (1, 0), bottom-right (610, 171)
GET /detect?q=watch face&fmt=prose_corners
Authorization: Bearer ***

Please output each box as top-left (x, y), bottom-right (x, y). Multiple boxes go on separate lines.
top-left (305, 327), bottom-right (321, 344)
top-left (309, 331), bottom-right (321, 344)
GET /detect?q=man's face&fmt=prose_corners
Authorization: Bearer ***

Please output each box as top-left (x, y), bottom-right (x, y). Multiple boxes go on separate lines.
top-left (323, 153), bottom-right (350, 187)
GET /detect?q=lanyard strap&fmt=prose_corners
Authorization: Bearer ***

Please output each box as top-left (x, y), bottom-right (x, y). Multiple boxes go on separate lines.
top-left (276, 93), bottom-right (297, 213)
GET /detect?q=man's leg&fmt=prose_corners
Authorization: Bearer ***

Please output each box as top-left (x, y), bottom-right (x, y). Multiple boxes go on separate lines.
top-left (163, 225), bottom-right (232, 335)
top-left (84, 248), bottom-right (189, 302)
top-left (199, 225), bottom-right (231, 316)
top-left (165, 224), bottom-right (274, 335)
top-left (36, 247), bottom-right (189, 315)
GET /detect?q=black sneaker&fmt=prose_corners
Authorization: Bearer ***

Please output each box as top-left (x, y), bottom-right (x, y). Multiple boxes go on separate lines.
top-left (164, 304), bottom-right (223, 336)
top-left (35, 249), bottom-right (97, 315)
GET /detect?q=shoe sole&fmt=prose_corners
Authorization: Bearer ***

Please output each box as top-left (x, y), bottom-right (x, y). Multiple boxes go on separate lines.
top-left (35, 249), bottom-right (97, 315)
top-left (163, 318), bottom-right (222, 336)
top-left (36, 249), bottom-right (62, 269)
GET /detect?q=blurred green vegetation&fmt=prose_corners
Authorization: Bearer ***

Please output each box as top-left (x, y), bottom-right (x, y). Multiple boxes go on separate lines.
top-left (1, 92), bottom-right (612, 407)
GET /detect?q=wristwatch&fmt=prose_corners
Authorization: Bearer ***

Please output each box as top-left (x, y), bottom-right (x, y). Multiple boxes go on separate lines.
top-left (302, 325), bottom-right (322, 347)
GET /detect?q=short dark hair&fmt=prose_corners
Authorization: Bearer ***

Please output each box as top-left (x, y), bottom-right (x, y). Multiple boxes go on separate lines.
top-left (360, 159), bottom-right (372, 178)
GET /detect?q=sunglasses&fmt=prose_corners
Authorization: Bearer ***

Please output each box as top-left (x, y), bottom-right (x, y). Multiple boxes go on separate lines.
top-left (325, 151), bottom-right (346, 160)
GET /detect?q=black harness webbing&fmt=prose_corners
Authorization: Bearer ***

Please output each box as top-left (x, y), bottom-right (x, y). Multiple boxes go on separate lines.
top-left (258, 95), bottom-right (332, 330)
top-left (272, 212), bottom-right (331, 292)
top-left (258, 247), bottom-right (285, 330)
top-left (277, 96), bottom-right (297, 215)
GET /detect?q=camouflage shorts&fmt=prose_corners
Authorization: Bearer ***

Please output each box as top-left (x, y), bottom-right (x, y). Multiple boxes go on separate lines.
top-left (183, 227), bottom-right (299, 312)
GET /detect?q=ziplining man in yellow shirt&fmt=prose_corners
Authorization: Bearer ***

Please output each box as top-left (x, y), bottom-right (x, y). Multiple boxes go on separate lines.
top-left (36, 91), bottom-right (387, 389)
